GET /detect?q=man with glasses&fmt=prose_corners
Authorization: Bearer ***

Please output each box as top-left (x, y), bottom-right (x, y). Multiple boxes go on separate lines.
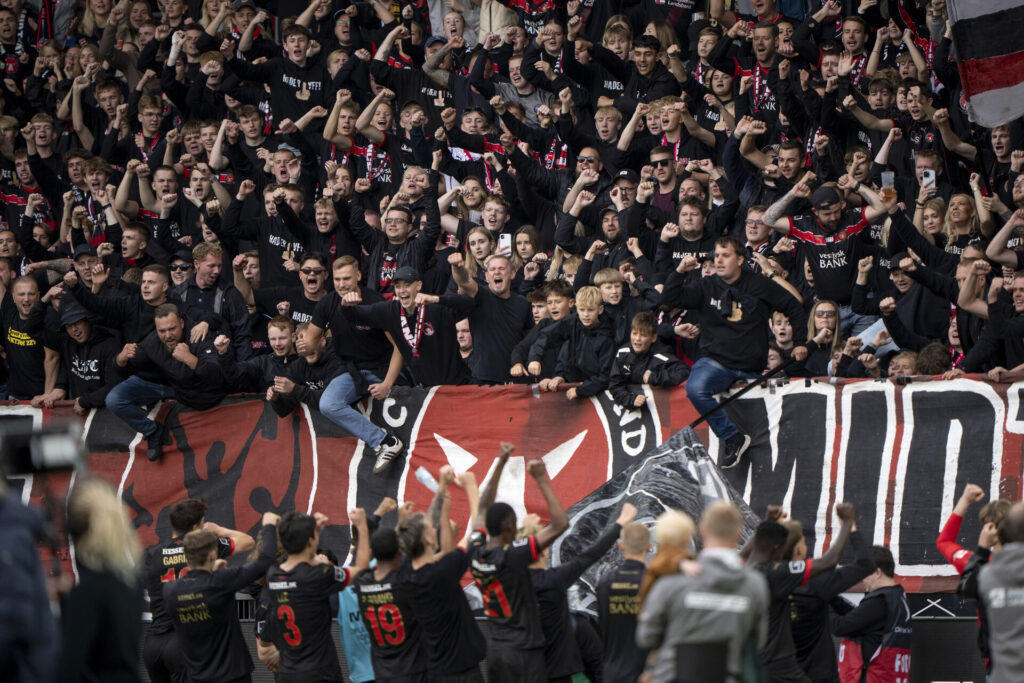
top-left (647, 147), bottom-right (680, 215)
top-left (175, 242), bottom-right (253, 360)
top-left (235, 252), bottom-right (329, 329)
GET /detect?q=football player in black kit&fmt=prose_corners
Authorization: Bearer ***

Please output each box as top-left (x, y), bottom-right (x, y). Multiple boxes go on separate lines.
top-left (143, 498), bottom-right (255, 683)
top-left (468, 442), bottom-right (570, 683)
top-left (354, 523), bottom-right (429, 682)
top-left (164, 511), bottom-right (281, 683)
top-left (395, 465), bottom-right (487, 682)
top-left (266, 508), bottom-right (371, 683)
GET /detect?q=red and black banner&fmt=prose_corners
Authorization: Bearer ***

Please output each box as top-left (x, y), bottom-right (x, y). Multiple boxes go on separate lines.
top-left (5, 377), bottom-right (1024, 592)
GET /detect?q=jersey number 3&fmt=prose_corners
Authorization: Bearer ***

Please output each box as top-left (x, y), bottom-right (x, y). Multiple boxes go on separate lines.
top-left (277, 605), bottom-right (303, 646)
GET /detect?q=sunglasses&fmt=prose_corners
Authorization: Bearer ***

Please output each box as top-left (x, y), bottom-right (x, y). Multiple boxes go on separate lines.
top-left (169, 264), bottom-right (192, 272)
top-left (814, 310), bottom-right (838, 318)
top-left (652, 158), bottom-right (673, 168)
top-left (300, 267), bottom-right (326, 275)
top-left (577, 156), bottom-right (597, 163)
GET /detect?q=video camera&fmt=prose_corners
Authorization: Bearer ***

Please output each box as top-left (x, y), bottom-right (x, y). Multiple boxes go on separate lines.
top-left (0, 422), bottom-right (84, 478)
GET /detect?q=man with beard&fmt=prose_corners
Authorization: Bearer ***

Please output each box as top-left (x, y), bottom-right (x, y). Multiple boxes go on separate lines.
top-left (106, 303), bottom-right (228, 461)
top-left (762, 174), bottom-right (888, 335)
top-left (708, 21), bottom-right (785, 134)
top-left (1, 275), bottom-right (59, 401)
top-left (557, 191), bottom-right (635, 276)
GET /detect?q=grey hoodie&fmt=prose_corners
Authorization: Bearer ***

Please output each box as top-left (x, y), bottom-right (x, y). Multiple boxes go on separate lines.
top-left (979, 543), bottom-right (1024, 683)
top-left (636, 548), bottom-right (770, 683)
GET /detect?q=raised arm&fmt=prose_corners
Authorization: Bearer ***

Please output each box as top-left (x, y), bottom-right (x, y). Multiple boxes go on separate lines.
top-left (762, 173), bottom-right (814, 233)
top-left (473, 442), bottom-right (514, 530)
top-left (986, 209), bottom-right (1024, 266)
top-left (807, 502), bottom-right (855, 578)
top-left (355, 88), bottom-right (393, 144)
top-left (527, 458), bottom-right (570, 550)
top-left (448, 251), bottom-right (478, 297)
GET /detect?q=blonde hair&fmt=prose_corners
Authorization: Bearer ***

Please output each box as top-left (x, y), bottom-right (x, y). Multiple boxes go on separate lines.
top-left (943, 193), bottom-right (981, 251)
top-left (639, 510), bottom-right (695, 608)
top-left (68, 479), bottom-right (141, 586)
top-left (808, 300), bottom-right (841, 355)
top-left (576, 286), bottom-right (603, 308)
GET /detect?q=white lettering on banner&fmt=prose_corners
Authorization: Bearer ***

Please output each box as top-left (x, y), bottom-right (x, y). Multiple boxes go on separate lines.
top-left (608, 401), bottom-right (648, 457)
top-left (724, 379), bottom-right (1005, 577)
top-left (382, 397), bottom-right (408, 428)
top-left (892, 381), bottom-right (1003, 576)
top-left (1002, 381), bottom-right (1024, 434)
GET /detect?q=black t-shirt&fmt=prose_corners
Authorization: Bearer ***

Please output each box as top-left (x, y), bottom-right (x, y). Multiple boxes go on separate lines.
top-left (347, 298), bottom-right (474, 386)
top-left (397, 549), bottom-right (487, 675)
top-left (310, 288), bottom-right (392, 372)
top-left (467, 287), bottom-right (534, 384)
top-left (468, 531), bottom-right (544, 650)
top-left (145, 535), bottom-right (234, 635)
top-left (1, 297), bottom-right (58, 399)
top-left (787, 207), bottom-right (871, 305)
top-left (353, 567), bottom-right (428, 677)
top-left (265, 561), bottom-right (354, 678)
top-left (755, 559), bottom-right (812, 668)
top-left (597, 558), bottom-right (648, 682)
top-left (254, 285), bottom-right (320, 326)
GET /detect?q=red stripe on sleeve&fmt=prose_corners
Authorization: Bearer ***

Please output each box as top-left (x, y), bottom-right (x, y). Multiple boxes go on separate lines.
top-left (802, 558), bottom-right (813, 586)
top-left (529, 535), bottom-right (539, 561)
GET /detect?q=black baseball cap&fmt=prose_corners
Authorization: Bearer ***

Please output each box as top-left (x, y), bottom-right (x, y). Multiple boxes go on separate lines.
top-left (425, 35), bottom-right (448, 48)
top-left (73, 244), bottom-right (96, 260)
top-left (812, 185), bottom-right (842, 211)
top-left (233, 0), bottom-right (257, 10)
top-left (615, 169), bottom-right (640, 184)
top-left (393, 266), bottom-right (421, 283)
top-left (60, 299), bottom-right (92, 326)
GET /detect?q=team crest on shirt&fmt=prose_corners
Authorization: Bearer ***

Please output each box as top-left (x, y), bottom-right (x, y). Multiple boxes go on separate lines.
top-left (926, 133), bottom-right (934, 143)
top-left (423, 323), bottom-right (435, 336)
top-left (959, 91), bottom-right (968, 113)
top-left (836, 230), bottom-right (847, 240)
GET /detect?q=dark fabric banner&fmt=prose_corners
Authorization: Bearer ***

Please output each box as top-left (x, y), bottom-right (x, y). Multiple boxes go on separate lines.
top-left (5, 377), bottom-right (1023, 592)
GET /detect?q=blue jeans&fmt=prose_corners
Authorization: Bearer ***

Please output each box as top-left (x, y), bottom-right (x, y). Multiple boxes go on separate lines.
top-left (685, 357), bottom-right (760, 440)
top-left (106, 376), bottom-right (176, 436)
top-left (319, 371), bottom-right (385, 448)
top-left (839, 304), bottom-right (877, 338)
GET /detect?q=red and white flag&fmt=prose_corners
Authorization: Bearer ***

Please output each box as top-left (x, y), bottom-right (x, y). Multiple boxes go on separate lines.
top-left (948, 0), bottom-right (1024, 126)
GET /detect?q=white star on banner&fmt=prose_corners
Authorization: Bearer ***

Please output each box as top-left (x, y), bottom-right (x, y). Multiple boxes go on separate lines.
top-left (432, 431), bottom-right (588, 522)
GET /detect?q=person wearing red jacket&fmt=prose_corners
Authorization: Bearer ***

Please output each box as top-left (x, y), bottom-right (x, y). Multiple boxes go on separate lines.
top-left (936, 483), bottom-right (1009, 574)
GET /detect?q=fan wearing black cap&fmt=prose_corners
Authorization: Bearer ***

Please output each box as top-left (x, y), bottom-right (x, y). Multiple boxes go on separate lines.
top-left (52, 299), bottom-right (121, 416)
top-left (762, 173), bottom-right (888, 335)
top-left (341, 265), bottom-right (475, 386)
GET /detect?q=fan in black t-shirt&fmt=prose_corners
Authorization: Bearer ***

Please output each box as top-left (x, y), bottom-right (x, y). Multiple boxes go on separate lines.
top-left (265, 508), bottom-right (370, 683)
top-left (468, 443), bottom-right (570, 683)
top-left (744, 503), bottom-right (856, 682)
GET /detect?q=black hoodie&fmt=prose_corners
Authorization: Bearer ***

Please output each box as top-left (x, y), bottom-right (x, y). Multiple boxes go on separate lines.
top-left (55, 326), bottom-right (121, 409)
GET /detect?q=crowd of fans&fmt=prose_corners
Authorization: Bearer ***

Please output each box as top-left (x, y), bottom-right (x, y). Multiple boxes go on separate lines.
top-left (0, 0), bottom-right (1023, 678)
top-left (0, 0), bottom-right (1020, 471)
